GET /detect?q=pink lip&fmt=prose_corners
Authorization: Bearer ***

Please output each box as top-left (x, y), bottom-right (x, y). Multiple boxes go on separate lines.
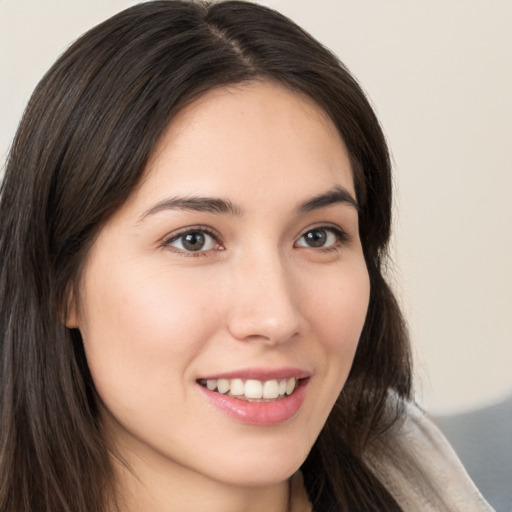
top-left (197, 367), bottom-right (310, 381)
top-left (197, 377), bottom-right (309, 426)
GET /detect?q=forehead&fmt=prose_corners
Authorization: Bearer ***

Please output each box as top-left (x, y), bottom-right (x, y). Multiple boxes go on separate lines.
top-left (128, 80), bottom-right (355, 214)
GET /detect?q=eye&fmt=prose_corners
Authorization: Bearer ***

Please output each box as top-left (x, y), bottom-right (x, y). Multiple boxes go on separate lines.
top-left (295, 226), bottom-right (346, 249)
top-left (165, 228), bottom-right (220, 253)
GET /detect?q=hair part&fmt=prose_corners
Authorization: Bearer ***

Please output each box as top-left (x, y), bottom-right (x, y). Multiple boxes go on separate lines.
top-left (0, 2), bottom-right (411, 511)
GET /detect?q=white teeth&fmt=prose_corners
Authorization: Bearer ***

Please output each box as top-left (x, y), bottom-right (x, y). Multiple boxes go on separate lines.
top-left (262, 379), bottom-right (279, 399)
top-left (217, 379), bottom-right (230, 394)
top-left (230, 378), bottom-right (244, 396)
top-left (202, 377), bottom-right (298, 400)
top-left (244, 379), bottom-right (263, 399)
top-left (285, 378), bottom-right (296, 395)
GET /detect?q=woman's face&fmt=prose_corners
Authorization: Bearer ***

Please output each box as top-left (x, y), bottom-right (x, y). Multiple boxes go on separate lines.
top-left (69, 81), bottom-right (370, 490)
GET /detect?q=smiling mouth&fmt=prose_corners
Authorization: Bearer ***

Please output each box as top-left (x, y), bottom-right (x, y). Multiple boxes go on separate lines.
top-left (197, 377), bottom-right (302, 402)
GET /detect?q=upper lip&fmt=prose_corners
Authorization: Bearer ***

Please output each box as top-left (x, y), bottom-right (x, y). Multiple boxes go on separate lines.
top-left (197, 367), bottom-right (311, 381)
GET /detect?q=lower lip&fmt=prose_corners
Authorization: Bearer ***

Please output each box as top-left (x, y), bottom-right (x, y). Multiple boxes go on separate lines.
top-left (197, 379), bottom-right (309, 426)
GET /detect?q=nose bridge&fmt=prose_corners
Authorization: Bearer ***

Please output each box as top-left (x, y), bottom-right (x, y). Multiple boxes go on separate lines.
top-left (227, 247), bottom-right (301, 345)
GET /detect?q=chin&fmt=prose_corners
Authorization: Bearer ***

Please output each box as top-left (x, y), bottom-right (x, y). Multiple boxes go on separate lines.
top-left (202, 429), bottom-right (314, 487)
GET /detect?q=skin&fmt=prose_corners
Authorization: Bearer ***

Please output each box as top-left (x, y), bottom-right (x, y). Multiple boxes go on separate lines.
top-left (68, 81), bottom-right (370, 512)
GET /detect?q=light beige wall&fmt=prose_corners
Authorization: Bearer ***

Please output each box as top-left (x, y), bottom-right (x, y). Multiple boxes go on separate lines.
top-left (1, 0), bottom-right (511, 414)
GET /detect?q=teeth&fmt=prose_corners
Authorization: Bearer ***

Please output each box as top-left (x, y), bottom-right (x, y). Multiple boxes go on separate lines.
top-left (285, 378), bottom-right (295, 395)
top-left (230, 378), bottom-right (244, 396)
top-left (202, 377), bottom-right (298, 401)
top-left (245, 380), bottom-right (263, 399)
top-left (263, 379), bottom-right (279, 399)
top-left (217, 379), bottom-right (230, 394)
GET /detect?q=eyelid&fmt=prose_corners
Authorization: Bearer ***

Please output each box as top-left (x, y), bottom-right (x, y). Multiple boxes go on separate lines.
top-left (160, 223), bottom-right (349, 255)
top-left (162, 225), bottom-right (223, 255)
top-left (294, 224), bottom-right (349, 248)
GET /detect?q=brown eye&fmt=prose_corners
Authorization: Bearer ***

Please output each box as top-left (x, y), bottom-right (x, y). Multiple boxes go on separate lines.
top-left (182, 232), bottom-right (206, 251)
top-left (303, 229), bottom-right (328, 247)
top-left (295, 227), bottom-right (346, 249)
top-left (166, 230), bottom-right (218, 252)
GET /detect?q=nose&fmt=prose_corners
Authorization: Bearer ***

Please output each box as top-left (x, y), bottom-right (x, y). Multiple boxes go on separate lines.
top-left (227, 254), bottom-right (302, 346)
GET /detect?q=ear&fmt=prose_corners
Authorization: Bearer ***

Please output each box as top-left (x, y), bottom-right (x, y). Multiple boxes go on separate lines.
top-left (63, 286), bottom-right (80, 329)
top-left (65, 310), bottom-right (79, 329)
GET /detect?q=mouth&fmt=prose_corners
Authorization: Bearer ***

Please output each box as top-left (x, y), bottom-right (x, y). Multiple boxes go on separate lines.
top-left (196, 368), bottom-right (310, 425)
top-left (197, 377), bottom-right (302, 402)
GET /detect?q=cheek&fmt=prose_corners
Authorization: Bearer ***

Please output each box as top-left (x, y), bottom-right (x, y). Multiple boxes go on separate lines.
top-left (77, 260), bottom-right (222, 404)
top-left (306, 260), bottom-right (370, 355)
top-left (288, 259), bottom-right (369, 448)
top-left (305, 259), bottom-right (370, 404)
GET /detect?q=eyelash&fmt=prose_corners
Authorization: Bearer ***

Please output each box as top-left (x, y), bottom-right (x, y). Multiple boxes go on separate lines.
top-left (162, 225), bottom-right (349, 257)
top-left (162, 226), bottom-right (222, 257)
top-left (295, 225), bottom-right (349, 252)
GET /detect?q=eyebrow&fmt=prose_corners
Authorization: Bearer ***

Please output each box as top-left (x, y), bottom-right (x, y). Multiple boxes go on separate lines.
top-left (139, 196), bottom-right (243, 222)
top-left (139, 185), bottom-right (358, 222)
top-left (296, 186), bottom-right (359, 213)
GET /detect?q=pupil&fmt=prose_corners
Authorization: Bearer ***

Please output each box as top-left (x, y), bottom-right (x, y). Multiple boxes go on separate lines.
top-left (305, 229), bottom-right (326, 247)
top-left (183, 232), bottom-right (205, 251)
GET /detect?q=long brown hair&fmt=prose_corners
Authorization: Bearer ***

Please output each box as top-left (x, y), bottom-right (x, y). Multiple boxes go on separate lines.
top-left (0, 1), bottom-right (411, 510)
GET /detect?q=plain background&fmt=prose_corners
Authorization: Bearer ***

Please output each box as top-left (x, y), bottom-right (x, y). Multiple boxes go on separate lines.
top-left (1, 0), bottom-right (511, 415)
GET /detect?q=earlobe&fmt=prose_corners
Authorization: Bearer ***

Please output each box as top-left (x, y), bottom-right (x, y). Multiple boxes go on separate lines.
top-left (63, 288), bottom-right (80, 329)
top-left (65, 310), bottom-right (79, 329)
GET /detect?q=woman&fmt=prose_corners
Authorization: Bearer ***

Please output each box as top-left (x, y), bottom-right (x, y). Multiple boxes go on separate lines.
top-left (0, 1), bottom-right (493, 511)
